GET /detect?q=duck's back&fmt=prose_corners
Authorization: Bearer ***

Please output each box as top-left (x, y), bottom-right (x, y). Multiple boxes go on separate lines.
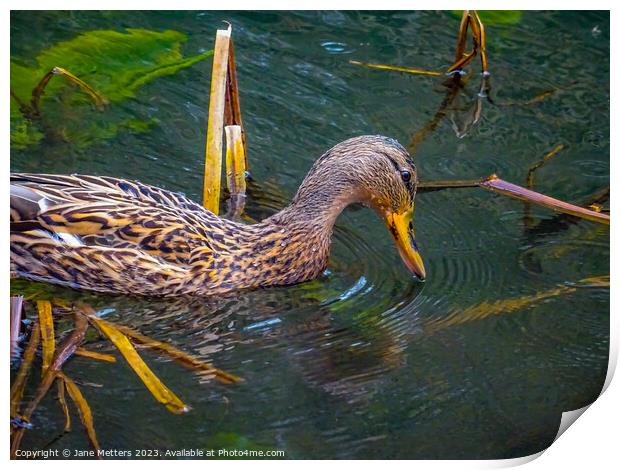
top-left (10, 173), bottom-right (223, 296)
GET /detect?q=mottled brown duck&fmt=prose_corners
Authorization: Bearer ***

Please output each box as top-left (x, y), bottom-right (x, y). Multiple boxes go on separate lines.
top-left (10, 135), bottom-right (425, 297)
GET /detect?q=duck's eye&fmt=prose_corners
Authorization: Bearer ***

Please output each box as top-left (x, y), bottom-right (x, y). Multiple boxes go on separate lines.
top-left (400, 170), bottom-right (412, 183)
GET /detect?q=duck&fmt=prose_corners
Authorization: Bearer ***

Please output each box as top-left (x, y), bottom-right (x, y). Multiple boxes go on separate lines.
top-left (10, 135), bottom-right (426, 297)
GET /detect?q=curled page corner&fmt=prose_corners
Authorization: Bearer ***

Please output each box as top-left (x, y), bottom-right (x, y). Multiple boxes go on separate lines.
top-left (554, 405), bottom-right (591, 442)
top-left (490, 407), bottom-right (593, 469)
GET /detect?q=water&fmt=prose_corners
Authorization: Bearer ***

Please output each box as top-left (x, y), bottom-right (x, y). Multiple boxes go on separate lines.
top-left (10, 11), bottom-right (609, 459)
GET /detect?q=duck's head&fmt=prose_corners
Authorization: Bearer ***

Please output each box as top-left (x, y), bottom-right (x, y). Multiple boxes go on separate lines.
top-left (293, 135), bottom-right (426, 280)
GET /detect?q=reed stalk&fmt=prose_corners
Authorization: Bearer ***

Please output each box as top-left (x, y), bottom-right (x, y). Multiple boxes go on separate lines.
top-left (203, 24), bottom-right (232, 214)
top-left (224, 125), bottom-right (247, 219)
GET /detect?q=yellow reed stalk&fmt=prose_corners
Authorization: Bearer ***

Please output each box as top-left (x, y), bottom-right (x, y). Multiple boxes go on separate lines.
top-left (60, 373), bottom-right (101, 453)
top-left (108, 321), bottom-right (242, 385)
top-left (57, 379), bottom-right (71, 433)
top-left (203, 24), bottom-right (232, 214)
top-left (526, 144), bottom-right (566, 189)
top-left (224, 39), bottom-right (248, 166)
top-left (30, 67), bottom-right (107, 117)
top-left (349, 60), bottom-right (441, 76)
top-left (10, 322), bottom-right (40, 417)
top-left (453, 10), bottom-right (470, 64)
top-left (225, 125), bottom-right (247, 218)
top-left (75, 347), bottom-right (117, 363)
top-left (36, 300), bottom-right (55, 374)
top-left (469, 11), bottom-right (488, 74)
top-left (88, 316), bottom-right (189, 414)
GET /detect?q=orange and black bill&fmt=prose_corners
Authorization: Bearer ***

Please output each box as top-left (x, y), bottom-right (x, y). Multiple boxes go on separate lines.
top-left (386, 207), bottom-right (426, 280)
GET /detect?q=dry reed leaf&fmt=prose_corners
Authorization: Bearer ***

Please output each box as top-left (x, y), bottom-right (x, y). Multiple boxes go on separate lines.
top-left (57, 379), bottom-right (71, 433)
top-left (89, 317), bottom-right (189, 414)
top-left (111, 322), bottom-right (242, 384)
top-left (349, 60), bottom-right (442, 76)
top-left (60, 373), bottom-right (101, 453)
top-left (75, 347), bottom-right (117, 363)
top-left (36, 300), bottom-right (55, 373)
top-left (10, 322), bottom-right (40, 416)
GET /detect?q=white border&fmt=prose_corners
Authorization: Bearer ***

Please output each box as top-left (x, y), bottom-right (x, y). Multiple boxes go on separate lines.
top-left (4, 2), bottom-right (616, 468)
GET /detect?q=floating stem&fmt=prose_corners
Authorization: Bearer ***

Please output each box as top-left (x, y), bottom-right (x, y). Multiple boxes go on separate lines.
top-left (10, 321), bottom-right (40, 417)
top-left (30, 67), bottom-right (107, 118)
top-left (60, 373), bottom-right (101, 454)
top-left (480, 175), bottom-right (610, 225)
top-left (37, 300), bottom-right (55, 374)
top-left (349, 60), bottom-right (441, 76)
top-left (418, 175), bottom-right (610, 225)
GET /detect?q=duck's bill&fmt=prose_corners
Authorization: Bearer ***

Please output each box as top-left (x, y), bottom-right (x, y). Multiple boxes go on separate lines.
top-left (386, 208), bottom-right (426, 280)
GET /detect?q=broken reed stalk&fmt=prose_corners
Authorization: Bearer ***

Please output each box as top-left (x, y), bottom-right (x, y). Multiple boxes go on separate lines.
top-left (224, 38), bottom-right (248, 166)
top-left (469, 11), bottom-right (488, 75)
top-left (418, 175), bottom-right (610, 225)
top-left (30, 67), bottom-right (107, 118)
top-left (526, 144), bottom-right (566, 189)
top-left (350, 11), bottom-right (488, 78)
top-left (225, 125), bottom-right (247, 219)
top-left (480, 175), bottom-right (610, 225)
top-left (523, 144), bottom-right (566, 228)
top-left (453, 10), bottom-right (470, 65)
top-left (446, 10), bottom-right (488, 75)
top-left (203, 25), bottom-right (232, 214)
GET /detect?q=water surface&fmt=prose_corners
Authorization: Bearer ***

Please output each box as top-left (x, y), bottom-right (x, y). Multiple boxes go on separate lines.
top-left (10, 10), bottom-right (609, 459)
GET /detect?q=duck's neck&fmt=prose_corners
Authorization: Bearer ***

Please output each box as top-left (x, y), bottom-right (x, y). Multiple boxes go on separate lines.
top-left (272, 170), bottom-right (365, 233)
top-left (250, 170), bottom-right (366, 286)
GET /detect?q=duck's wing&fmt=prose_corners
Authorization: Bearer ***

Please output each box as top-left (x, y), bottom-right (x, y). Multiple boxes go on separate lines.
top-left (11, 173), bottom-right (212, 220)
top-left (10, 173), bottom-right (225, 264)
top-left (10, 173), bottom-right (238, 295)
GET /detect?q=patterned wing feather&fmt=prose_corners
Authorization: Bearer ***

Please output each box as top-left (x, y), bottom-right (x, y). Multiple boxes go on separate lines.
top-left (10, 173), bottom-right (227, 295)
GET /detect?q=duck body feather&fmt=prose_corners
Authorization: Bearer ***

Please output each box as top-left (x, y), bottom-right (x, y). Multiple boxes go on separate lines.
top-left (10, 173), bottom-right (330, 296)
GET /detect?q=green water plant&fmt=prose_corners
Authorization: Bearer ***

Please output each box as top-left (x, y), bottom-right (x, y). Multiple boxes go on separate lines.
top-left (450, 10), bottom-right (523, 25)
top-left (10, 28), bottom-right (213, 149)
